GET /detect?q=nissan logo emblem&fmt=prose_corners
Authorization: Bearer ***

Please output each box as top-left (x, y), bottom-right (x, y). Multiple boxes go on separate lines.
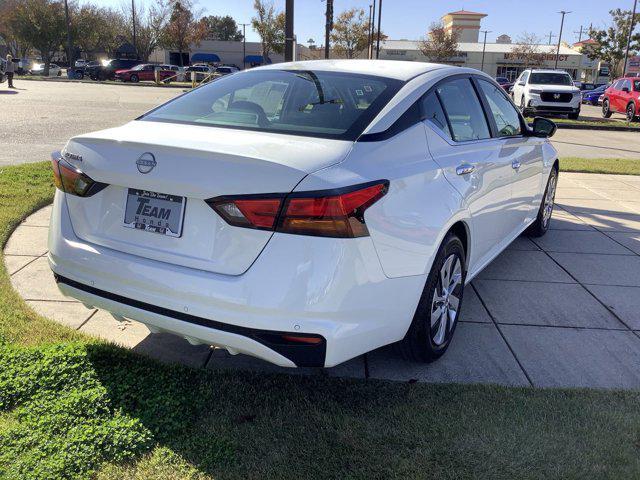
top-left (136, 153), bottom-right (156, 174)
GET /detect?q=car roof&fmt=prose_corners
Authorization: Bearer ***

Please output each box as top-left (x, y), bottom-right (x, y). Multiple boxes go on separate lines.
top-left (256, 59), bottom-right (445, 81)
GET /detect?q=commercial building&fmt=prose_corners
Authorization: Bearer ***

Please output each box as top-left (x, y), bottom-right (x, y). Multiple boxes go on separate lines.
top-left (378, 10), bottom-right (609, 84)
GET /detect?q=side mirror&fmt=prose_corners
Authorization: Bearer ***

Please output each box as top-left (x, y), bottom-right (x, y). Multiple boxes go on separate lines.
top-left (531, 117), bottom-right (557, 138)
top-left (622, 86), bottom-right (630, 93)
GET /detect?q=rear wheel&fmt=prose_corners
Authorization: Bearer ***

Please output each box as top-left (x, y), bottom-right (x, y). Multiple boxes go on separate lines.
top-left (626, 103), bottom-right (638, 122)
top-left (602, 99), bottom-right (612, 118)
top-left (130, 74), bottom-right (139, 83)
top-left (397, 233), bottom-right (466, 362)
top-left (526, 167), bottom-right (558, 237)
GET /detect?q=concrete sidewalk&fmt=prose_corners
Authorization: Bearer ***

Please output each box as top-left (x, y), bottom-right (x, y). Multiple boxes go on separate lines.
top-left (6, 172), bottom-right (640, 389)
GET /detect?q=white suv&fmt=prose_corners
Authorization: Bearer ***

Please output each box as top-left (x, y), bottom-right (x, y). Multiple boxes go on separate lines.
top-left (511, 69), bottom-right (581, 119)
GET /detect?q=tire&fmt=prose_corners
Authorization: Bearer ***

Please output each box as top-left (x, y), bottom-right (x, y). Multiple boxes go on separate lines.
top-left (130, 74), bottom-right (139, 83)
top-left (602, 99), bottom-right (612, 118)
top-left (568, 110), bottom-right (579, 120)
top-left (526, 166), bottom-right (558, 237)
top-left (397, 233), bottom-right (466, 362)
top-left (519, 96), bottom-right (527, 115)
top-left (75, 71), bottom-right (84, 80)
top-left (626, 103), bottom-right (638, 122)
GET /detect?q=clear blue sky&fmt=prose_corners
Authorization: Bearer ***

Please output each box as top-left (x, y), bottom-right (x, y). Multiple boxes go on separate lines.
top-left (91, 0), bottom-right (634, 45)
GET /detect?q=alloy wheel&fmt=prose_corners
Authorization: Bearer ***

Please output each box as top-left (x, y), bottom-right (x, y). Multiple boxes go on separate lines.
top-left (542, 170), bottom-right (557, 228)
top-left (602, 100), bottom-right (609, 116)
top-left (430, 253), bottom-right (463, 346)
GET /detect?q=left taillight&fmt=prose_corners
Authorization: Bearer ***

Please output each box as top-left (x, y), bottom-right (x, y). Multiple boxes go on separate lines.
top-left (207, 180), bottom-right (388, 238)
top-left (51, 152), bottom-right (105, 197)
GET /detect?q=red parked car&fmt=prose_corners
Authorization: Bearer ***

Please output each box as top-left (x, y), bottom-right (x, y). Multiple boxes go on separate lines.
top-left (602, 77), bottom-right (640, 122)
top-left (114, 64), bottom-right (174, 83)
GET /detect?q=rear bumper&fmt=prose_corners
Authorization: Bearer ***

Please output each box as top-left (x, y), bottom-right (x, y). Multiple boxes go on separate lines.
top-left (48, 190), bottom-right (425, 367)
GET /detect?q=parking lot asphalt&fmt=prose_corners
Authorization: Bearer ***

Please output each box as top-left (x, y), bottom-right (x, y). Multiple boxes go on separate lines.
top-left (0, 81), bottom-right (637, 166)
top-left (7, 172), bottom-right (640, 389)
top-left (0, 81), bottom-right (179, 166)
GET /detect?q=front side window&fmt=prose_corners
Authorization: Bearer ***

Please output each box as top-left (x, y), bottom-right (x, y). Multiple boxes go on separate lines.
top-left (477, 80), bottom-right (522, 137)
top-left (634, 80), bottom-right (640, 91)
top-left (622, 79), bottom-right (632, 91)
top-left (436, 78), bottom-right (490, 142)
top-left (520, 71), bottom-right (530, 84)
top-left (529, 72), bottom-right (573, 86)
top-left (142, 70), bottom-right (402, 140)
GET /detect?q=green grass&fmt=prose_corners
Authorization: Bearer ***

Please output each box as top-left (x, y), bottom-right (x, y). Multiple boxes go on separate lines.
top-left (2, 162), bottom-right (640, 479)
top-left (560, 157), bottom-right (640, 175)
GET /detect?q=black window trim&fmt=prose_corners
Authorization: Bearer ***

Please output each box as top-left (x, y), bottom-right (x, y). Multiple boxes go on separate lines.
top-left (472, 76), bottom-right (527, 139)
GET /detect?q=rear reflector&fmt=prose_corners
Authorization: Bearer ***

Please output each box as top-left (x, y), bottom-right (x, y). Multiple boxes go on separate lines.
top-left (207, 180), bottom-right (388, 238)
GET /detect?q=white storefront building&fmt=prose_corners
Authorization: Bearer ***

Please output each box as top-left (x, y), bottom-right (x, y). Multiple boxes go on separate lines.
top-left (378, 10), bottom-right (608, 84)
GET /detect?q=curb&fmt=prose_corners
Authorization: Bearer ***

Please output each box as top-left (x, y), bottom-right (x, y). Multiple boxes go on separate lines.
top-left (14, 76), bottom-right (189, 89)
top-left (554, 123), bottom-right (639, 132)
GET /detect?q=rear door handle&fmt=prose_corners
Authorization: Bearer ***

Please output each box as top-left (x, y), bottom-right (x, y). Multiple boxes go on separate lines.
top-left (456, 164), bottom-right (475, 175)
top-left (512, 160), bottom-right (522, 170)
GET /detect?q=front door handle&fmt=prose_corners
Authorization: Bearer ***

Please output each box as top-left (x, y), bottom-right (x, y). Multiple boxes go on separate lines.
top-left (456, 164), bottom-right (475, 175)
top-left (512, 160), bottom-right (522, 170)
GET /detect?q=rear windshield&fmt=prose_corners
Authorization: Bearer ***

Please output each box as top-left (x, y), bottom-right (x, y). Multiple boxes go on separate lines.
top-left (141, 69), bottom-right (403, 140)
top-left (529, 73), bottom-right (573, 86)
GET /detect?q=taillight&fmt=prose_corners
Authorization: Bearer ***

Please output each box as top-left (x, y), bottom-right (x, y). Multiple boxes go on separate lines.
top-left (207, 180), bottom-right (388, 238)
top-left (51, 153), bottom-right (106, 197)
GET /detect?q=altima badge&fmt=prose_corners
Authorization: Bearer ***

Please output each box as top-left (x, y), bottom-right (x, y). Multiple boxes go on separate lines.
top-left (136, 153), bottom-right (157, 174)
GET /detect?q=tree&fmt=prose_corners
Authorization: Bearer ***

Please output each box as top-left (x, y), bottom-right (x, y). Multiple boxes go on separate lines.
top-left (124, 0), bottom-right (169, 61)
top-left (330, 8), bottom-right (385, 59)
top-left (508, 32), bottom-right (545, 69)
top-left (72, 4), bottom-right (127, 58)
top-left (418, 22), bottom-right (459, 62)
top-left (0, 0), bottom-right (29, 58)
top-left (587, 8), bottom-right (640, 78)
top-left (9, 0), bottom-right (66, 75)
top-left (307, 37), bottom-right (316, 49)
top-left (203, 15), bottom-right (242, 41)
top-left (160, 0), bottom-right (207, 66)
top-left (251, 0), bottom-right (284, 61)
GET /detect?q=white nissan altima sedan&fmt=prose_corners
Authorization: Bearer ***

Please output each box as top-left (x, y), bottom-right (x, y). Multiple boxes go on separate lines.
top-left (48, 60), bottom-right (559, 368)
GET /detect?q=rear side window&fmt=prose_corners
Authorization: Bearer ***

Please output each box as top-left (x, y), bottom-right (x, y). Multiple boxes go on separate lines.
top-left (142, 69), bottom-right (402, 140)
top-left (436, 78), bottom-right (490, 142)
top-left (623, 79), bottom-right (632, 91)
top-left (634, 80), bottom-right (640, 91)
top-left (421, 93), bottom-right (451, 139)
top-left (477, 79), bottom-right (522, 137)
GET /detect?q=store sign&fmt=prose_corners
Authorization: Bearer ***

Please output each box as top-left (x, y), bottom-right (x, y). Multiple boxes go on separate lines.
top-left (628, 56), bottom-right (640, 73)
top-left (503, 53), bottom-right (569, 62)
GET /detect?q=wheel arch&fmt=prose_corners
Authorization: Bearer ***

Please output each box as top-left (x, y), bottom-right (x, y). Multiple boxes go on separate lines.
top-left (447, 220), bottom-right (471, 272)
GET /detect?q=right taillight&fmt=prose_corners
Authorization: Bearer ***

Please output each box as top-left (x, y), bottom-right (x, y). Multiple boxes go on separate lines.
top-left (207, 180), bottom-right (388, 238)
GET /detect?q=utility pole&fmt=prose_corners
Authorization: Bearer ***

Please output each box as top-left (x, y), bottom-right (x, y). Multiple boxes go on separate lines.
top-left (367, 4), bottom-right (373, 59)
top-left (574, 25), bottom-right (584, 42)
top-left (131, 0), bottom-right (137, 58)
top-left (284, 0), bottom-right (294, 62)
top-left (324, 0), bottom-right (333, 59)
top-left (64, 0), bottom-right (72, 69)
top-left (370, 0), bottom-right (376, 59)
top-left (555, 11), bottom-right (570, 69)
top-left (375, 0), bottom-right (382, 59)
top-left (240, 23), bottom-right (249, 70)
top-left (547, 31), bottom-right (556, 45)
top-left (623, 0), bottom-right (638, 75)
top-left (480, 30), bottom-right (491, 72)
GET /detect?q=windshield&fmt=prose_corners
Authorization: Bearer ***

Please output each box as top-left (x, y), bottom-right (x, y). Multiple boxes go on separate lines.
top-left (131, 64), bottom-right (145, 71)
top-left (529, 73), bottom-right (573, 86)
top-left (141, 69), bottom-right (402, 140)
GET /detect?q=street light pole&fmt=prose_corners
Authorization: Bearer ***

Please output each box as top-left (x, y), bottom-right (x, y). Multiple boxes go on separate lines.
top-left (131, 0), bottom-right (137, 58)
top-left (324, 0), bottom-right (333, 59)
top-left (623, 0), bottom-right (638, 75)
top-left (370, 0), bottom-right (376, 59)
top-left (240, 23), bottom-right (249, 70)
top-left (284, 0), bottom-right (294, 62)
top-left (555, 11), bottom-right (570, 69)
top-left (367, 4), bottom-right (373, 59)
top-left (480, 30), bottom-right (491, 72)
top-left (64, 0), bottom-right (72, 69)
top-left (375, 0), bottom-right (382, 59)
